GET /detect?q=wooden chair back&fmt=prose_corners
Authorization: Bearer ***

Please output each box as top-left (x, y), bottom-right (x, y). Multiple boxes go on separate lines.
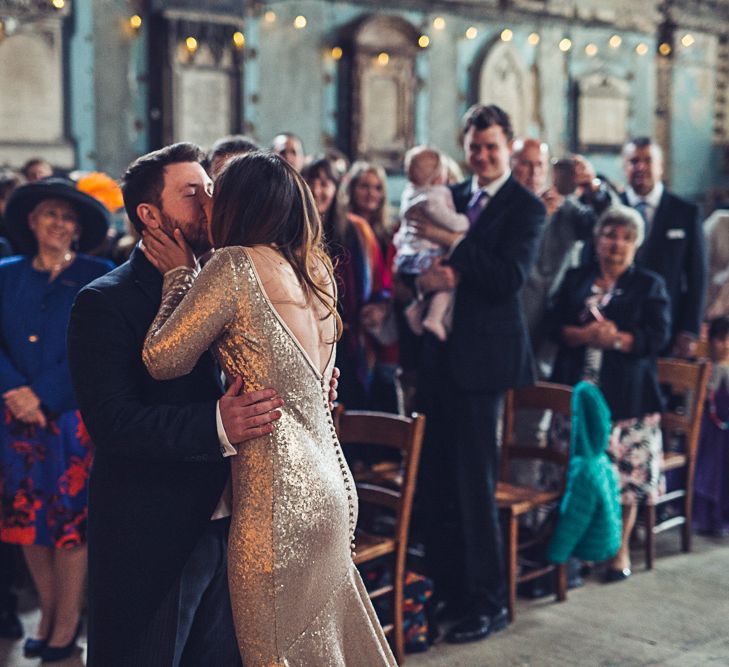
top-left (500, 382), bottom-right (573, 487)
top-left (336, 410), bottom-right (425, 529)
top-left (335, 409), bottom-right (426, 664)
top-left (643, 358), bottom-right (712, 568)
top-left (657, 358), bottom-right (711, 454)
top-left (497, 382), bottom-right (573, 621)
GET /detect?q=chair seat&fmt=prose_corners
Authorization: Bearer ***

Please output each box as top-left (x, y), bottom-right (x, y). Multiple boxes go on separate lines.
top-left (353, 530), bottom-right (395, 565)
top-left (661, 451), bottom-right (687, 472)
top-left (496, 481), bottom-right (561, 516)
top-left (353, 462), bottom-right (402, 488)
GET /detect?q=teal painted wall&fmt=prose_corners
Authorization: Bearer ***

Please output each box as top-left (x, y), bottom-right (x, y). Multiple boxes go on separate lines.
top-left (68, 0), bottom-right (96, 170)
top-left (71, 2), bottom-right (725, 204)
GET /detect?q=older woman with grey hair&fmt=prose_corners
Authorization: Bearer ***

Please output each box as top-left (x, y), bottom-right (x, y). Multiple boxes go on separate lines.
top-left (545, 205), bottom-right (671, 581)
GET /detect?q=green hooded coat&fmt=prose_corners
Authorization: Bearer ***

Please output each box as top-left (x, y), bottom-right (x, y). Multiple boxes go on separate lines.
top-left (547, 382), bottom-right (622, 564)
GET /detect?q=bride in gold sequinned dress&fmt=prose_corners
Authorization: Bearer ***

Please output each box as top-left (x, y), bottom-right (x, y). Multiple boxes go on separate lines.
top-left (141, 153), bottom-right (396, 666)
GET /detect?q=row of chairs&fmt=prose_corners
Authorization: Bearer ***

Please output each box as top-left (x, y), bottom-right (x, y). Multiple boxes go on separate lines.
top-left (335, 357), bottom-right (710, 663)
top-left (496, 357), bottom-right (711, 621)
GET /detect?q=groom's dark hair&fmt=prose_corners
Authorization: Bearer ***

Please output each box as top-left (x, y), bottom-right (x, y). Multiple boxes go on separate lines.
top-left (121, 142), bottom-right (204, 233)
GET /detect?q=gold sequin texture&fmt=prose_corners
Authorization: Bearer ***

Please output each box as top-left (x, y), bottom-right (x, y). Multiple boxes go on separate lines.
top-left (143, 247), bottom-right (396, 666)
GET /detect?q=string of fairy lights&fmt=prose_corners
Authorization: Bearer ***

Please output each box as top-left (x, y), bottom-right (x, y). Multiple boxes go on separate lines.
top-left (0, 1), bottom-right (702, 64)
top-left (141, 10), bottom-right (699, 63)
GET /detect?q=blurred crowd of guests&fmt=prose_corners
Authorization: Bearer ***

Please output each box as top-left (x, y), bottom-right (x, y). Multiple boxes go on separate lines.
top-left (1, 103), bottom-right (729, 654)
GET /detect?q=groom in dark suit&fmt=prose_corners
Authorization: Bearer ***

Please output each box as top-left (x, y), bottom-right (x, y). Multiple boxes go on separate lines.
top-left (67, 143), bottom-right (286, 666)
top-left (412, 105), bottom-right (545, 643)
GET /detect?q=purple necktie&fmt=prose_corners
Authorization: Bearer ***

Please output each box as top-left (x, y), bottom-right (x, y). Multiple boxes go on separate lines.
top-left (466, 190), bottom-right (489, 227)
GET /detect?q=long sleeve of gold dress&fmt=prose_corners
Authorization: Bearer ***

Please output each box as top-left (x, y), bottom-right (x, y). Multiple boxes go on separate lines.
top-left (143, 246), bottom-right (396, 666)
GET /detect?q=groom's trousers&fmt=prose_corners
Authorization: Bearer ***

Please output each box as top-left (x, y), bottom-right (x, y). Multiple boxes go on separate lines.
top-left (123, 516), bottom-right (242, 666)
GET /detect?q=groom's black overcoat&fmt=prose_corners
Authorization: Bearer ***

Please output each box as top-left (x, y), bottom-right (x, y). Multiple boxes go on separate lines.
top-left (67, 247), bottom-right (228, 665)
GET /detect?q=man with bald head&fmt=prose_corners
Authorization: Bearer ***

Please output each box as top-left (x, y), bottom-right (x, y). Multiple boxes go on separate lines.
top-left (514, 142), bottom-right (602, 368)
top-left (271, 132), bottom-right (305, 171)
top-left (620, 137), bottom-right (706, 357)
top-left (511, 138), bottom-right (549, 195)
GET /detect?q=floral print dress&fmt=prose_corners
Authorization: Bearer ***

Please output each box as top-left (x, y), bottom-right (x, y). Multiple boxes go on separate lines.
top-left (0, 254), bottom-right (112, 549)
top-left (0, 409), bottom-right (92, 547)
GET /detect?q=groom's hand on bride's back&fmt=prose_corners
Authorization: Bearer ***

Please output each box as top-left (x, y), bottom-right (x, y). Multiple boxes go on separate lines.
top-left (219, 376), bottom-right (284, 444)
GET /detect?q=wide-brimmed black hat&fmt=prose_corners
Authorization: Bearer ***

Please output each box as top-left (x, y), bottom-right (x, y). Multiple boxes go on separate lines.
top-left (5, 177), bottom-right (111, 254)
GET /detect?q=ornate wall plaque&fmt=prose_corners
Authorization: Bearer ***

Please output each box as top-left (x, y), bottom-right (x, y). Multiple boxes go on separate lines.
top-left (0, 17), bottom-right (74, 167)
top-left (346, 15), bottom-right (419, 171)
top-left (577, 73), bottom-right (630, 152)
top-left (149, 10), bottom-right (244, 150)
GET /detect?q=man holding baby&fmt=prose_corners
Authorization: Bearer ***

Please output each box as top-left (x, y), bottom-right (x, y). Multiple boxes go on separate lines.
top-left (408, 104), bottom-right (545, 644)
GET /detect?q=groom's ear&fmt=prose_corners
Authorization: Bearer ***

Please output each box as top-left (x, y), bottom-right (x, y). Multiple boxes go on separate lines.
top-left (136, 203), bottom-right (160, 230)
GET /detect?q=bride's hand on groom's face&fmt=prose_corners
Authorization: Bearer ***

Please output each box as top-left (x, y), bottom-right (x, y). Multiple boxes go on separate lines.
top-left (142, 222), bottom-right (196, 273)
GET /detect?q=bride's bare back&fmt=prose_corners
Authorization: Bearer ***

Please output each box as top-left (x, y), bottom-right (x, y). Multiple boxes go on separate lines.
top-left (246, 245), bottom-right (335, 378)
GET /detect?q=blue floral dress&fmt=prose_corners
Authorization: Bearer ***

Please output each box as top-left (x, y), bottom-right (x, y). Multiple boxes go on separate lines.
top-left (0, 254), bottom-right (113, 548)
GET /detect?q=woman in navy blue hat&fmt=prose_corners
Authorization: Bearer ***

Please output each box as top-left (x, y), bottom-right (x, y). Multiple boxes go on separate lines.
top-left (0, 178), bottom-right (113, 661)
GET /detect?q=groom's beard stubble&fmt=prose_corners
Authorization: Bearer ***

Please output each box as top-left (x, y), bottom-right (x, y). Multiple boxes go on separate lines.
top-left (160, 211), bottom-right (212, 257)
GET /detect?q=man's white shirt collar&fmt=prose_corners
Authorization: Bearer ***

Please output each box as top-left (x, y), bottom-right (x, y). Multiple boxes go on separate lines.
top-left (626, 182), bottom-right (664, 210)
top-left (471, 169), bottom-right (512, 200)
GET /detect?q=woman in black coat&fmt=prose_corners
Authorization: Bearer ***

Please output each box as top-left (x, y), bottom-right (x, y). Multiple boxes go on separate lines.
top-left (546, 205), bottom-right (671, 581)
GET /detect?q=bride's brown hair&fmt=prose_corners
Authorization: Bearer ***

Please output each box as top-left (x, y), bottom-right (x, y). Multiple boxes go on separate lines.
top-left (211, 152), bottom-right (341, 339)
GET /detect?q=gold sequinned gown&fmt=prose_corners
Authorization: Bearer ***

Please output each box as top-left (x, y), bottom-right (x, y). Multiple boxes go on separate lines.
top-left (143, 247), bottom-right (396, 667)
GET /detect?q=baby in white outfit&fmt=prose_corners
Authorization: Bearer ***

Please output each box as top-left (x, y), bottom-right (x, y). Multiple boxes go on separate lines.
top-left (393, 146), bottom-right (468, 341)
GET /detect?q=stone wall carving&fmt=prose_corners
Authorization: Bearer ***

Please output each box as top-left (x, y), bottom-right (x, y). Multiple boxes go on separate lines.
top-left (474, 40), bottom-right (532, 138)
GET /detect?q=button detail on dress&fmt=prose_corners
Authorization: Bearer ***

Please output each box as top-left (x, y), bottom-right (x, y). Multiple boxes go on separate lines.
top-left (28, 335), bottom-right (39, 343)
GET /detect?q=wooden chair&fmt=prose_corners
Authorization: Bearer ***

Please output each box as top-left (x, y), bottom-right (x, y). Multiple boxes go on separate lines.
top-left (643, 358), bottom-right (711, 569)
top-left (335, 410), bottom-right (426, 665)
top-left (497, 382), bottom-right (572, 622)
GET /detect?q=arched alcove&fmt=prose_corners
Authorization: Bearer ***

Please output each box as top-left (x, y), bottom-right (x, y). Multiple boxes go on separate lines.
top-left (470, 39), bottom-right (532, 138)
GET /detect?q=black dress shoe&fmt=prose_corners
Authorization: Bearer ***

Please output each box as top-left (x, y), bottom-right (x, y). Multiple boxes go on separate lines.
top-left (445, 607), bottom-right (509, 644)
top-left (23, 636), bottom-right (48, 658)
top-left (604, 567), bottom-right (632, 583)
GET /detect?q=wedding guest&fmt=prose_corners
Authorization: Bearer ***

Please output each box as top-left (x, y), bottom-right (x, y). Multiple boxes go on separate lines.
top-left (21, 158), bottom-right (53, 183)
top-left (271, 132), bottom-right (305, 172)
top-left (620, 137), bottom-right (706, 358)
top-left (0, 178), bottom-right (113, 660)
top-left (412, 104), bottom-right (545, 643)
top-left (344, 161), bottom-right (393, 251)
top-left (518, 150), bottom-right (603, 369)
top-left (694, 316), bottom-right (729, 536)
top-left (546, 205), bottom-right (671, 581)
top-left (303, 158), bottom-right (394, 411)
top-left (340, 161), bottom-right (399, 412)
top-left (208, 135), bottom-right (259, 179)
